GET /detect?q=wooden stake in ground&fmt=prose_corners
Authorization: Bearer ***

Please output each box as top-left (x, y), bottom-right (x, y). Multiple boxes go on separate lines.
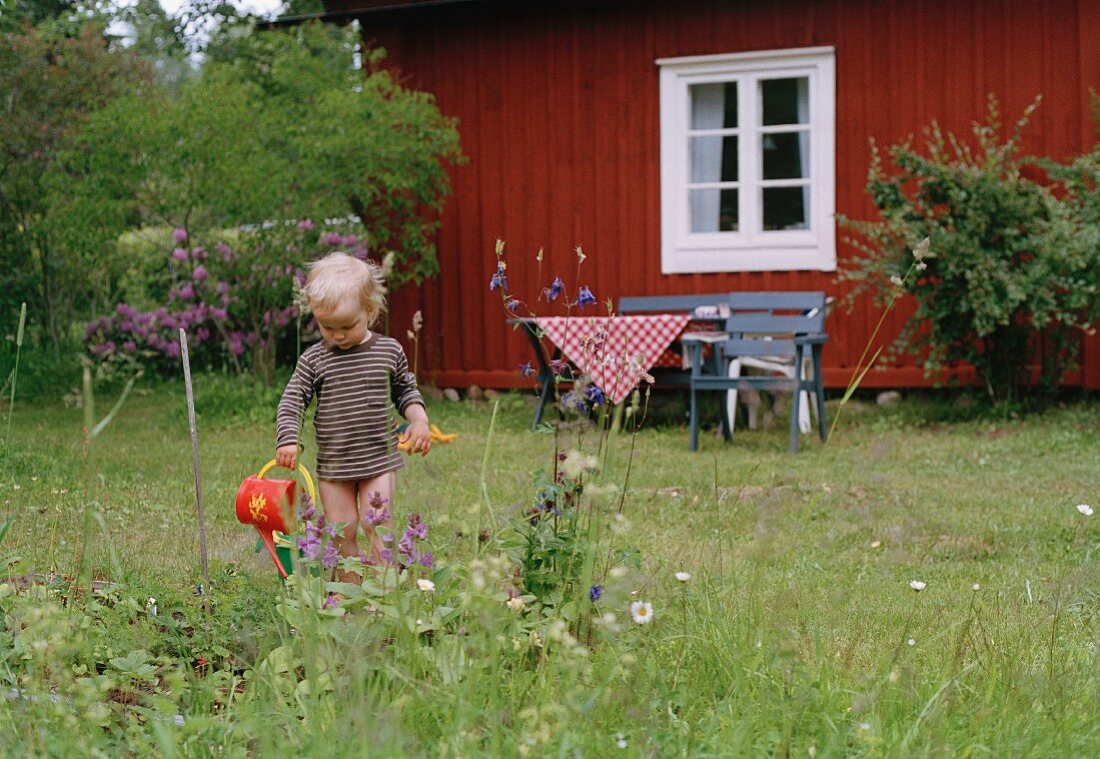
top-left (179, 329), bottom-right (211, 605)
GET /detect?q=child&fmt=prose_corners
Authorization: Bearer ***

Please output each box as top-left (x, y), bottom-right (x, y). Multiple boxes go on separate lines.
top-left (275, 252), bottom-right (431, 577)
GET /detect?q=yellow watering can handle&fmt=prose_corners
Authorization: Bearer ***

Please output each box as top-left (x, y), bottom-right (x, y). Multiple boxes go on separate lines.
top-left (256, 459), bottom-right (318, 504)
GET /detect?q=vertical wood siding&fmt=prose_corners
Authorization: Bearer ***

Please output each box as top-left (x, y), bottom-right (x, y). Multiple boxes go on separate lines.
top-left (332, 0), bottom-right (1100, 390)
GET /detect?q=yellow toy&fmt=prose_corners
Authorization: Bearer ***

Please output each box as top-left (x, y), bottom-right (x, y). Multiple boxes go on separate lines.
top-left (398, 423), bottom-right (457, 453)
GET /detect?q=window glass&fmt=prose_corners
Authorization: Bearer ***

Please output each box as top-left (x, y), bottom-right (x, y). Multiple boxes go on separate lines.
top-left (690, 136), bottom-right (738, 183)
top-left (690, 82), bottom-right (737, 129)
top-left (690, 189), bottom-right (739, 232)
top-left (762, 186), bottom-right (808, 230)
top-left (761, 77), bottom-right (808, 125)
top-left (762, 132), bottom-right (808, 180)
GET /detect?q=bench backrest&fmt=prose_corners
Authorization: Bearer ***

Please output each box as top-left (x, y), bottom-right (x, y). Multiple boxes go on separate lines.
top-left (721, 291), bottom-right (827, 359)
top-left (618, 293), bottom-right (730, 315)
top-left (724, 291), bottom-right (826, 333)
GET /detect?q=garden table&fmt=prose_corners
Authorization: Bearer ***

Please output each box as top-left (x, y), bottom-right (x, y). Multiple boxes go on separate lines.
top-left (512, 314), bottom-right (721, 427)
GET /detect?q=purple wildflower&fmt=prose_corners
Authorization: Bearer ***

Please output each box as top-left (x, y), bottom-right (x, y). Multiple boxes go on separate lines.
top-left (589, 585), bottom-right (603, 602)
top-left (172, 248), bottom-right (188, 262)
top-left (418, 551), bottom-right (434, 569)
top-left (398, 532), bottom-right (417, 561)
top-left (574, 285), bottom-right (597, 307)
top-left (489, 261), bottom-right (508, 292)
top-left (122, 341), bottom-right (137, 353)
top-left (297, 494), bottom-right (316, 522)
top-left (379, 548), bottom-right (393, 564)
top-left (297, 218), bottom-right (315, 231)
top-left (298, 531), bottom-right (322, 560)
top-left (363, 506), bottom-right (391, 527)
top-left (367, 492), bottom-right (387, 510)
top-left (192, 265), bottom-right (208, 281)
top-left (584, 385), bottom-right (605, 407)
top-left (544, 277), bottom-right (565, 302)
top-left (173, 228), bottom-right (188, 243)
top-left (321, 542), bottom-right (340, 570)
top-left (322, 594), bottom-right (339, 609)
top-left (549, 359), bottom-right (567, 377)
top-left (321, 232), bottom-right (343, 245)
top-left (190, 246), bottom-right (207, 261)
top-left (177, 284), bottom-right (195, 301)
top-left (505, 298), bottom-right (521, 311)
top-left (116, 303), bottom-right (137, 319)
top-left (519, 361), bottom-right (535, 378)
top-left (407, 513), bottom-right (428, 540)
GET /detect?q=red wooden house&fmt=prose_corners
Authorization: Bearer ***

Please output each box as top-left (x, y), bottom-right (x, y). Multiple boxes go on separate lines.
top-left (311, 0), bottom-right (1100, 391)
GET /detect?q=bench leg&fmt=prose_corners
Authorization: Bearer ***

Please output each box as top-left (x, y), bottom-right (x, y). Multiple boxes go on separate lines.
top-left (788, 379), bottom-right (801, 454)
top-left (813, 345), bottom-right (828, 442)
top-left (532, 374), bottom-right (554, 430)
top-left (689, 385), bottom-right (700, 452)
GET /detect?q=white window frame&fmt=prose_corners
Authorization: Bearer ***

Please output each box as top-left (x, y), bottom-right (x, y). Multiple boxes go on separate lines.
top-left (657, 46), bottom-right (836, 273)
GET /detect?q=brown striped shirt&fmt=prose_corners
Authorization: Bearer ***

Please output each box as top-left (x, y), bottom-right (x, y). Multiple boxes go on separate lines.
top-left (276, 333), bottom-right (424, 481)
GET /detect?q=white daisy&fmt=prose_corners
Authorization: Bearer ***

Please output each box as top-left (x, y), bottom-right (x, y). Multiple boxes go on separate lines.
top-left (1077, 503), bottom-right (1093, 517)
top-left (908, 580), bottom-right (926, 592)
top-left (630, 600), bottom-right (654, 625)
top-left (674, 571), bottom-right (692, 582)
top-left (417, 578), bottom-right (435, 592)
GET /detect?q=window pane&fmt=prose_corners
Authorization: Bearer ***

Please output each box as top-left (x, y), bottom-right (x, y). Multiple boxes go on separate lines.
top-left (761, 77), bottom-right (808, 125)
top-left (690, 136), bottom-right (738, 183)
top-left (762, 132), bottom-right (808, 179)
top-left (762, 186), bottom-right (808, 230)
top-left (690, 188), bottom-right (739, 232)
top-left (690, 82), bottom-right (737, 129)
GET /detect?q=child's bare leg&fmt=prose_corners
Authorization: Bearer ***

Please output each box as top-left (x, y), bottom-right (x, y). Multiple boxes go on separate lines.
top-left (358, 471), bottom-right (395, 566)
top-left (318, 479), bottom-right (362, 583)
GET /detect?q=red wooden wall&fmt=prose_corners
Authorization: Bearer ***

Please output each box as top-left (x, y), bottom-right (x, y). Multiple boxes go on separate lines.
top-left (325, 0), bottom-right (1100, 391)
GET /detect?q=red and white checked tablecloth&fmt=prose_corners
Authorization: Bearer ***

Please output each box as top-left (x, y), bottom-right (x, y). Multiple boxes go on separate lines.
top-left (535, 315), bottom-right (692, 405)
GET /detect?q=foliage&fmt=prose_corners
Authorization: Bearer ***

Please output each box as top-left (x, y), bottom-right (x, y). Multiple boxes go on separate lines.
top-left (81, 220), bottom-right (393, 382)
top-left (3, 382), bottom-right (1100, 754)
top-left (839, 96), bottom-right (1100, 404)
top-left (0, 21), bottom-right (149, 351)
top-left (66, 21), bottom-right (463, 290)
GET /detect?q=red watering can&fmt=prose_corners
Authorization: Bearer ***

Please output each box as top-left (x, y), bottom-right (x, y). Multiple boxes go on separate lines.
top-left (235, 460), bottom-right (316, 579)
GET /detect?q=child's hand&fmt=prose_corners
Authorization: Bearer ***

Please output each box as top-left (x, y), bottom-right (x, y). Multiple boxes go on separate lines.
top-left (400, 419), bottom-right (432, 456)
top-left (275, 444), bottom-right (299, 470)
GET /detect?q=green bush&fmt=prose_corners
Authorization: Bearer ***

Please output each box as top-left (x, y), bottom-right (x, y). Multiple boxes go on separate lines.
top-left (840, 97), bottom-right (1100, 404)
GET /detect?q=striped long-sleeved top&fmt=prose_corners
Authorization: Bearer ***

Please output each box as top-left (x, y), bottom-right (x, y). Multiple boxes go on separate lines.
top-left (276, 333), bottom-right (424, 481)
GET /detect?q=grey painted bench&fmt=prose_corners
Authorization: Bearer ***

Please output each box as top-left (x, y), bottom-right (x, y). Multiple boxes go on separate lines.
top-left (685, 291), bottom-right (829, 454)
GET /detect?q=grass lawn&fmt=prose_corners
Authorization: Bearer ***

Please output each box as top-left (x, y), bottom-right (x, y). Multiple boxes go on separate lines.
top-left (1, 378), bottom-right (1098, 756)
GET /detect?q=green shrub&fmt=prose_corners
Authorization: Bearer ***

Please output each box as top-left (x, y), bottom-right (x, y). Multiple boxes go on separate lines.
top-left (840, 96), bottom-right (1100, 404)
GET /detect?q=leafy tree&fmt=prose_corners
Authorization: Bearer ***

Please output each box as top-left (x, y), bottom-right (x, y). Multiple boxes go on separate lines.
top-left (840, 97), bottom-right (1100, 404)
top-left (0, 21), bottom-right (149, 353)
top-left (66, 21), bottom-right (463, 290)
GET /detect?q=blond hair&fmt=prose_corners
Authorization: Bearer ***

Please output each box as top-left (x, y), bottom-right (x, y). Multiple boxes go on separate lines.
top-left (303, 252), bottom-right (387, 325)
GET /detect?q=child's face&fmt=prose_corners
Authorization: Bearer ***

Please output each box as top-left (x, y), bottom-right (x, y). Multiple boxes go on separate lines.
top-left (312, 300), bottom-right (369, 350)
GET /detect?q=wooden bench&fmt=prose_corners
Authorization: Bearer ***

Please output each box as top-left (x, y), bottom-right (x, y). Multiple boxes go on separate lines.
top-left (686, 291), bottom-right (829, 454)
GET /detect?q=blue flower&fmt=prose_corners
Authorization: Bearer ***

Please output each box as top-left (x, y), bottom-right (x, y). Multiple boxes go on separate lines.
top-left (574, 285), bottom-right (597, 307)
top-left (489, 262), bottom-right (508, 292)
top-left (544, 277), bottom-right (565, 302)
top-left (520, 361), bottom-right (535, 378)
top-left (584, 385), bottom-right (605, 407)
top-left (589, 585), bottom-right (603, 602)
